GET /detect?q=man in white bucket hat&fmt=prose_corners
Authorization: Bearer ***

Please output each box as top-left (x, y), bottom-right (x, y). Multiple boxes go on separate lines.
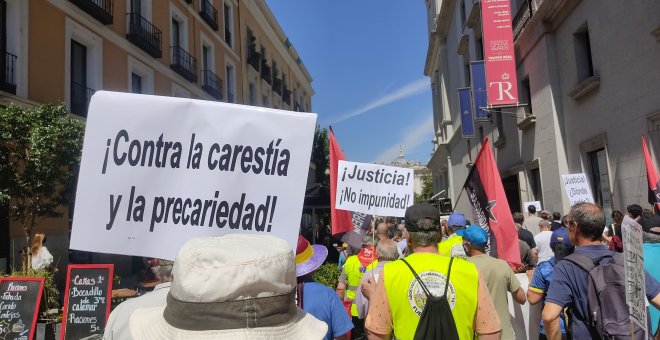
top-left (129, 234), bottom-right (328, 339)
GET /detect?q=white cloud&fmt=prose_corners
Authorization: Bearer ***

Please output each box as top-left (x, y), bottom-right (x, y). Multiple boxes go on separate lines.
top-left (373, 114), bottom-right (434, 163)
top-left (329, 78), bottom-right (429, 125)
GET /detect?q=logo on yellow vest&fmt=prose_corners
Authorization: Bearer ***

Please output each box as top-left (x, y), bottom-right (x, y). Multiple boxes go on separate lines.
top-left (407, 271), bottom-right (456, 315)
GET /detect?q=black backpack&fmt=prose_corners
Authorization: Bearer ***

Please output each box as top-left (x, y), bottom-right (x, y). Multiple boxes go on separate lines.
top-left (564, 252), bottom-right (648, 339)
top-left (401, 257), bottom-right (459, 340)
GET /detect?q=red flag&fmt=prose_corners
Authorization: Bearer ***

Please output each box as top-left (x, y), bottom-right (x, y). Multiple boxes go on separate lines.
top-left (463, 138), bottom-right (521, 267)
top-left (329, 128), bottom-right (353, 235)
top-left (642, 135), bottom-right (660, 211)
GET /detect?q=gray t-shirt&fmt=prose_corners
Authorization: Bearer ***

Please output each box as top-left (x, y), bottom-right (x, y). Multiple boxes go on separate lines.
top-left (523, 215), bottom-right (542, 235)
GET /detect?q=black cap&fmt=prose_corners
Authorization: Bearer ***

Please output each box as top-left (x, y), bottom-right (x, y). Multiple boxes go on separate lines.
top-left (404, 202), bottom-right (440, 232)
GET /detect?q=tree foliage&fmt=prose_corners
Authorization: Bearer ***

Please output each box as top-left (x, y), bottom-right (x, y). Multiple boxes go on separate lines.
top-left (312, 126), bottom-right (329, 185)
top-left (0, 103), bottom-right (85, 248)
top-left (414, 173), bottom-right (435, 203)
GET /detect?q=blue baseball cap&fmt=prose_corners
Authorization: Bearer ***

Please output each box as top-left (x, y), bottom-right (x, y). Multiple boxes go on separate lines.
top-left (447, 212), bottom-right (467, 229)
top-left (550, 227), bottom-right (573, 248)
top-left (463, 225), bottom-right (488, 247)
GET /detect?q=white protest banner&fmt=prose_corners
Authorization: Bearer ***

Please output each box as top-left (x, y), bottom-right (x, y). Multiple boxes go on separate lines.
top-left (335, 160), bottom-right (413, 216)
top-left (523, 201), bottom-right (541, 213)
top-left (621, 216), bottom-right (647, 334)
top-left (560, 173), bottom-right (595, 206)
top-left (70, 91), bottom-right (316, 260)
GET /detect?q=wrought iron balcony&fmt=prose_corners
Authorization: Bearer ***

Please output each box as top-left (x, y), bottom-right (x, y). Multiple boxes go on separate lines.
top-left (0, 51), bottom-right (17, 94)
top-left (70, 0), bottom-right (113, 24)
top-left (200, 0), bottom-right (219, 31)
top-left (201, 70), bottom-right (223, 100)
top-left (272, 77), bottom-right (282, 95)
top-left (261, 60), bottom-right (272, 84)
top-left (171, 46), bottom-right (197, 82)
top-left (71, 81), bottom-right (95, 117)
top-left (282, 87), bottom-right (291, 105)
top-left (127, 13), bottom-right (162, 58)
top-left (248, 50), bottom-right (260, 71)
top-left (512, 0), bottom-right (533, 41)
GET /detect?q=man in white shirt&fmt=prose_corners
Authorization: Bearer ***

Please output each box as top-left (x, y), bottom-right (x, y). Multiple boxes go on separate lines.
top-left (533, 220), bottom-right (554, 263)
top-left (103, 260), bottom-right (173, 340)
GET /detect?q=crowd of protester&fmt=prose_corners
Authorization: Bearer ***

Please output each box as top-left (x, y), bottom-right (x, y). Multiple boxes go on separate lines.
top-left (103, 201), bottom-right (660, 340)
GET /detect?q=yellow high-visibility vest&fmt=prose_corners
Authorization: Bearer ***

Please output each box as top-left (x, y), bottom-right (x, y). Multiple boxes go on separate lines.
top-left (344, 255), bottom-right (377, 316)
top-left (438, 235), bottom-right (466, 258)
top-left (384, 252), bottom-right (479, 340)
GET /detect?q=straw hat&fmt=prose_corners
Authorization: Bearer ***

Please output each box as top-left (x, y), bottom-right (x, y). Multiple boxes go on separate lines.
top-left (129, 234), bottom-right (327, 339)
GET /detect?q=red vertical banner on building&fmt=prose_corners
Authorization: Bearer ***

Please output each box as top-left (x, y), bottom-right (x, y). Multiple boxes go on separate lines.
top-left (329, 128), bottom-right (354, 235)
top-left (642, 135), bottom-right (660, 211)
top-left (481, 0), bottom-right (518, 106)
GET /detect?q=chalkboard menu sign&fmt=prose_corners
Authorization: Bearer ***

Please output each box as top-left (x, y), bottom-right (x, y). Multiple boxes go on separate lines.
top-left (61, 264), bottom-right (113, 340)
top-left (0, 277), bottom-right (44, 340)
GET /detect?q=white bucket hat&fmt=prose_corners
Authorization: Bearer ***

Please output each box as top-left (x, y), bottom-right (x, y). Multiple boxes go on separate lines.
top-left (129, 234), bottom-right (328, 339)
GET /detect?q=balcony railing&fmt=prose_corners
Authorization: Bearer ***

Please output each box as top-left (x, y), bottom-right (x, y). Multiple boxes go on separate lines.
top-left (127, 13), bottom-right (162, 58)
top-left (261, 60), bottom-right (272, 84)
top-left (282, 88), bottom-right (291, 105)
top-left (200, 0), bottom-right (219, 31)
top-left (71, 81), bottom-right (95, 117)
top-left (70, 0), bottom-right (113, 24)
top-left (201, 70), bottom-right (223, 100)
top-left (248, 50), bottom-right (260, 71)
top-left (512, 0), bottom-right (533, 41)
top-left (171, 46), bottom-right (197, 82)
top-left (0, 51), bottom-right (17, 94)
top-left (272, 77), bottom-right (282, 95)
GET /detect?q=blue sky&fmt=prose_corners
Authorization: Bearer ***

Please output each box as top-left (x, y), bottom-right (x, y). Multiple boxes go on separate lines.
top-left (266, 1), bottom-right (434, 165)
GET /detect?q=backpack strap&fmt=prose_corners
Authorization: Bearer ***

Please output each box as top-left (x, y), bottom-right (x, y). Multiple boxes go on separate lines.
top-left (400, 257), bottom-right (454, 299)
top-left (444, 257), bottom-right (455, 297)
top-left (401, 258), bottom-right (432, 298)
top-left (564, 253), bottom-right (598, 272)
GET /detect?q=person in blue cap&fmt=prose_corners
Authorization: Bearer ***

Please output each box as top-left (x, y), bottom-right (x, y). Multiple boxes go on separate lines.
top-left (527, 227), bottom-right (574, 340)
top-left (438, 212), bottom-right (467, 258)
top-left (464, 225), bottom-right (526, 340)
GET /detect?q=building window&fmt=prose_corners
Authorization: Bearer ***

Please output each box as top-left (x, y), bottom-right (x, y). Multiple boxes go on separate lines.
top-left (476, 38), bottom-right (484, 61)
top-left (521, 77), bottom-right (532, 115)
top-left (460, 0), bottom-right (466, 28)
top-left (128, 55), bottom-right (154, 94)
top-left (65, 18), bottom-right (102, 116)
top-left (172, 19), bottom-right (180, 47)
top-left (223, 2), bottom-right (233, 48)
top-left (495, 108), bottom-right (505, 142)
top-left (530, 167), bottom-right (542, 204)
top-left (131, 73), bottom-right (142, 93)
top-left (463, 55), bottom-right (471, 87)
top-left (170, 5), bottom-right (189, 50)
top-left (574, 24), bottom-right (594, 83)
top-left (262, 94), bottom-right (269, 107)
top-left (478, 125), bottom-right (484, 143)
top-left (70, 39), bottom-right (88, 116)
top-left (202, 44), bottom-right (212, 71)
top-left (130, 0), bottom-right (151, 19)
top-left (225, 62), bottom-right (235, 103)
top-left (587, 148), bottom-right (611, 209)
top-left (249, 82), bottom-right (256, 105)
